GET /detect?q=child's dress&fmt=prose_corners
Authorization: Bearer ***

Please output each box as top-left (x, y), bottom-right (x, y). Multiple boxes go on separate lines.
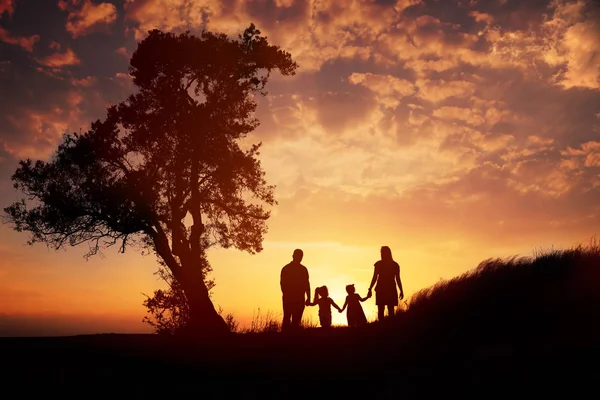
top-left (345, 293), bottom-right (367, 327)
top-left (315, 297), bottom-right (335, 327)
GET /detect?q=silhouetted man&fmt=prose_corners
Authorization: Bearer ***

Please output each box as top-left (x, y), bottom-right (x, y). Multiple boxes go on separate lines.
top-left (280, 249), bottom-right (310, 331)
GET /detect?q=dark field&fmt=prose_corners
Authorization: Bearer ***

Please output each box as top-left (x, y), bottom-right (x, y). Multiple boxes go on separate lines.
top-left (2, 328), bottom-right (598, 398)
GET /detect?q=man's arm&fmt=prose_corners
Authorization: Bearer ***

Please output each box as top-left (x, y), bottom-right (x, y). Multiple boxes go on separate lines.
top-left (305, 267), bottom-right (311, 305)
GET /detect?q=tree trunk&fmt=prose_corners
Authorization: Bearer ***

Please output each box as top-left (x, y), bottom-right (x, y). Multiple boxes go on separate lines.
top-left (179, 264), bottom-right (229, 336)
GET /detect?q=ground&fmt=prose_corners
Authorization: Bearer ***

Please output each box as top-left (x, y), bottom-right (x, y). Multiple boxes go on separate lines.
top-left (2, 323), bottom-right (598, 398)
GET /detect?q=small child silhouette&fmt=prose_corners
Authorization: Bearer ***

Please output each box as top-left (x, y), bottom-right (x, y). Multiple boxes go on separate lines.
top-left (308, 286), bottom-right (341, 328)
top-left (340, 284), bottom-right (370, 327)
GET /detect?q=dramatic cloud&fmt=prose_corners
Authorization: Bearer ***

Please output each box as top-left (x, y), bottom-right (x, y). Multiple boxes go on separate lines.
top-left (61, 0), bottom-right (118, 38)
top-left (0, 27), bottom-right (39, 52)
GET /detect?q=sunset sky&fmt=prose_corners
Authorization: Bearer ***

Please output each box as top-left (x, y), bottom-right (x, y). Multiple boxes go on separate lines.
top-left (1, 0), bottom-right (599, 336)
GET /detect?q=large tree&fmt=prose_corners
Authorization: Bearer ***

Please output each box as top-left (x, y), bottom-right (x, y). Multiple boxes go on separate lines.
top-left (3, 24), bottom-right (297, 335)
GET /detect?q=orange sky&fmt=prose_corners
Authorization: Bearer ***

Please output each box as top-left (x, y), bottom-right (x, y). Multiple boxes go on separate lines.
top-left (0, 0), bottom-right (599, 335)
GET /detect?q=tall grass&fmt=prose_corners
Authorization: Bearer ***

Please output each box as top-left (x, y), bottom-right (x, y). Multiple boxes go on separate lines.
top-left (242, 308), bottom-right (280, 333)
top-left (228, 308), bottom-right (320, 334)
top-left (393, 239), bottom-right (600, 348)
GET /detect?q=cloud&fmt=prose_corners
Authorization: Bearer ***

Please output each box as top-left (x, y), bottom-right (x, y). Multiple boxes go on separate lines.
top-left (0, 0), bottom-right (14, 16)
top-left (61, 0), bottom-right (118, 38)
top-left (349, 73), bottom-right (416, 108)
top-left (71, 75), bottom-right (96, 87)
top-left (469, 10), bottom-right (494, 25)
top-left (0, 27), bottom-right (39, 52)
top-left (476, 0), bottom-right (600, 89)
top-left (115, 46), bottom-right (129, 58)
top-left (433, 106), bottom-right (485, 126)
top-left (2, 90), bottom-right (85, 159)
top-left (416, 79), bottom-right (476, 103)
top-left (35, 47), bottom-right (81, 68)
top-left (562, 141), bottom-right (600, 168)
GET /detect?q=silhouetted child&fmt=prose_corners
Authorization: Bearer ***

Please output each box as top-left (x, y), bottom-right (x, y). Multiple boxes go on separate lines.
top-left (308, 286), bottom-right (341, 328)
top-left (340, 284), bottom-right (370, 327)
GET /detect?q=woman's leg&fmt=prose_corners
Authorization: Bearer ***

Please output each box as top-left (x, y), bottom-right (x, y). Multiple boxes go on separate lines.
top-left (378, 305), bottom-right (385, 321)
top-left (387, 305), bottom-right (395, 318)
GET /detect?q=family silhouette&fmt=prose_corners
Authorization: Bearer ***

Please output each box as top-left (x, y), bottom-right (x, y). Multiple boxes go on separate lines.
top-left (280, 246), bottom-right (404, 329)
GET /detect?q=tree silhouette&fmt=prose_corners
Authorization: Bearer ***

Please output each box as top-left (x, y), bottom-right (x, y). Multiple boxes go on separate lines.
top-left (142, 264), bottom-right (215, 335)
top-left (3, 24), bottom-right (298, 335)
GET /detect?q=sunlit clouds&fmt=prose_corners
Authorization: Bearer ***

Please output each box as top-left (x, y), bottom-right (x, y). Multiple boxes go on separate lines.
top-left (60, 0), bottom-right (118, 38)
top-left (0, 0), bottom-right (598, 334)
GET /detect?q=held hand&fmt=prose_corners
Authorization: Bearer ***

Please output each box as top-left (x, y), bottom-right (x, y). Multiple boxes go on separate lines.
top-left (305, 299), bottom-right (311, 306)
top-left (399, 292), bottom-right (404, 300)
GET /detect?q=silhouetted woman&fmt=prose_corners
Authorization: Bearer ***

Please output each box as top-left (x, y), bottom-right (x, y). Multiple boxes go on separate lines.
top-left (367, 246), bottom-right (404, 321)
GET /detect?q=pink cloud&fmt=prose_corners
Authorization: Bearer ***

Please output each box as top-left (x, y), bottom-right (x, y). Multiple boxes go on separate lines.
top-left (0, 0), bottom-right (14, 16)
top-left (0, 27), bottom-right (40, 52)
top-left (57, 0), bottom-right (69, 11)
top-left (49, 40), bottom-right (61, 50)
top-left (35, 48), bottom-right (81, 68)
top-left (61, 0), bottom-right (118, 38)
top-left (71, 76), bottom-right (96, 87)
top-left (115, 46), bottom-right (129, 58)
top-left (470, 11), bottom-right (494, 25)
top-left (3, 93), bottom-right (85, 159)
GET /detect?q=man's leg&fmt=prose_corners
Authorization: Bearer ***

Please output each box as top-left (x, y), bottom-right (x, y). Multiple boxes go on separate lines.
top-left (282, 300), bottom-right (292, 331)
top-left (291, 301), bottom-right (305, 329)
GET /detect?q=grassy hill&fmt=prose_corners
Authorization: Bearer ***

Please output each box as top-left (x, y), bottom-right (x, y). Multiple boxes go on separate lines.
top-left (2, 242), bottom-right (599, 397)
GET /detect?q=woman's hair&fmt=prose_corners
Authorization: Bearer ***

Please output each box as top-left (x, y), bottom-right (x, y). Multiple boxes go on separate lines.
top-left (381, 246), bottom-right (393, 261)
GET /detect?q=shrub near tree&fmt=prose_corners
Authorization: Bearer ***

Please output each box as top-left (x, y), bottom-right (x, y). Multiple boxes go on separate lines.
top-left (3, 24), bottom-right (298, 336)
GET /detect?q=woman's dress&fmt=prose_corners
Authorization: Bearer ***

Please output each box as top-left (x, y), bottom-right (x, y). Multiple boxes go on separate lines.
top-left (374, 260), bottom-right (400, 306)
